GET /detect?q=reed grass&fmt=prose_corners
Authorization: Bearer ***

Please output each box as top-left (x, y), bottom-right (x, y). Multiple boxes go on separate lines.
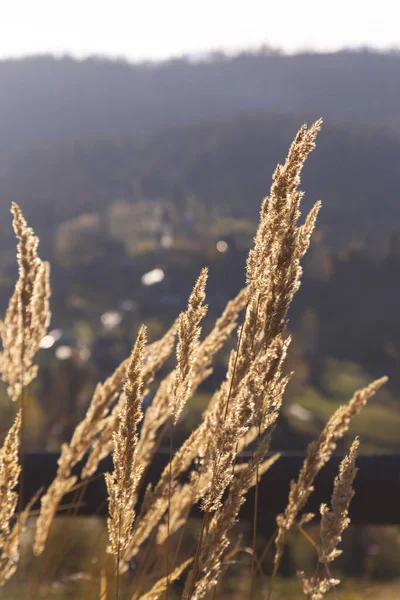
top-left (0, 121), bottom-right (389, 599)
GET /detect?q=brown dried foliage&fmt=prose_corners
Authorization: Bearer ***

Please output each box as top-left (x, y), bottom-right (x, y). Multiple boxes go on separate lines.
top-left (106, 325), bottom-right (147, 559)
top-left (0, 121), bottom-right (389, 599)
top-left (0, 203), bottom-right (51, 401)
top-left (0, 411), bottom-right (22, 584)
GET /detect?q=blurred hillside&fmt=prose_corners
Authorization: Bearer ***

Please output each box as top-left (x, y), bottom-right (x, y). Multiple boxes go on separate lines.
top-left (0, 49), bottom-right (399, 452)
top-left (1, 50), bottom-right (400, 250)
top-left (1, 113), bottom-right (399, 254)
top-left (1, 50), bottom-right (400, 156)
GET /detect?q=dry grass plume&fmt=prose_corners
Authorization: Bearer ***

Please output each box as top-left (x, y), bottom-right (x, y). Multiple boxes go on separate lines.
top-left (0, 121), bottom-right (389, 600)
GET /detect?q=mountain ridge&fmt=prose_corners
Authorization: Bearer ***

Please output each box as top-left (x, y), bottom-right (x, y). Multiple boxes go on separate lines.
top-left (1, 50), bottom-right (400, 156)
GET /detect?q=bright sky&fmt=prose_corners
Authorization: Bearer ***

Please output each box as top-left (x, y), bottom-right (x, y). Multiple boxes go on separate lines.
top-left (1, 0), bottom-right (399, 61)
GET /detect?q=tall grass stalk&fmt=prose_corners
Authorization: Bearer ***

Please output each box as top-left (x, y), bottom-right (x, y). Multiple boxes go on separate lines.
top-left (0, 121), bottom-right (390, 600)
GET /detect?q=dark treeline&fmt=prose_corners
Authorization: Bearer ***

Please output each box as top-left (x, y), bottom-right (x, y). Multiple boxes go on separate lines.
top-left (0, 49), bottom-right (400, 156)
top-left (1, 113), bottom-right (399, 253)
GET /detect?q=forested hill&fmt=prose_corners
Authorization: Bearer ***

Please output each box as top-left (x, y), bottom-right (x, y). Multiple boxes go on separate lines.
top-left (1, 50), bottom-right (400, 255)
top-left (1, 50), bottom-right (400, 447)
top-left (1, 113), bottom-right (399, 253)
top-left (1, 50), bottom-right (400, 155)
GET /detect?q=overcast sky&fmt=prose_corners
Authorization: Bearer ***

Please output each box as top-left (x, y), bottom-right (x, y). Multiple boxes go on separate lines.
top-left (1, 0), bottom-right (398, 61)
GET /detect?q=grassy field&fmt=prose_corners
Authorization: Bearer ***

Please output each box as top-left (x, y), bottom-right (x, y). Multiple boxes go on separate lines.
top-left (3, 579), bottom-right (400, 599)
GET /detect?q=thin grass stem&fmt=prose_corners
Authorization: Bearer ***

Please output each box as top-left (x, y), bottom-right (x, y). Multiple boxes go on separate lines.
top-left (165, 419), bottom-right (174, 600)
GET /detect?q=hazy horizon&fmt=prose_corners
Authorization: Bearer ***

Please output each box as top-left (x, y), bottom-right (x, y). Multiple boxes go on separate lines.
top-left (2, 0), bottom-right (399, 62)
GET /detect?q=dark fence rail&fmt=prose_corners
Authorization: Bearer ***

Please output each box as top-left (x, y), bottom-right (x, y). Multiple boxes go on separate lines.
top-left (21, 452), bottom-right (400, 529)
